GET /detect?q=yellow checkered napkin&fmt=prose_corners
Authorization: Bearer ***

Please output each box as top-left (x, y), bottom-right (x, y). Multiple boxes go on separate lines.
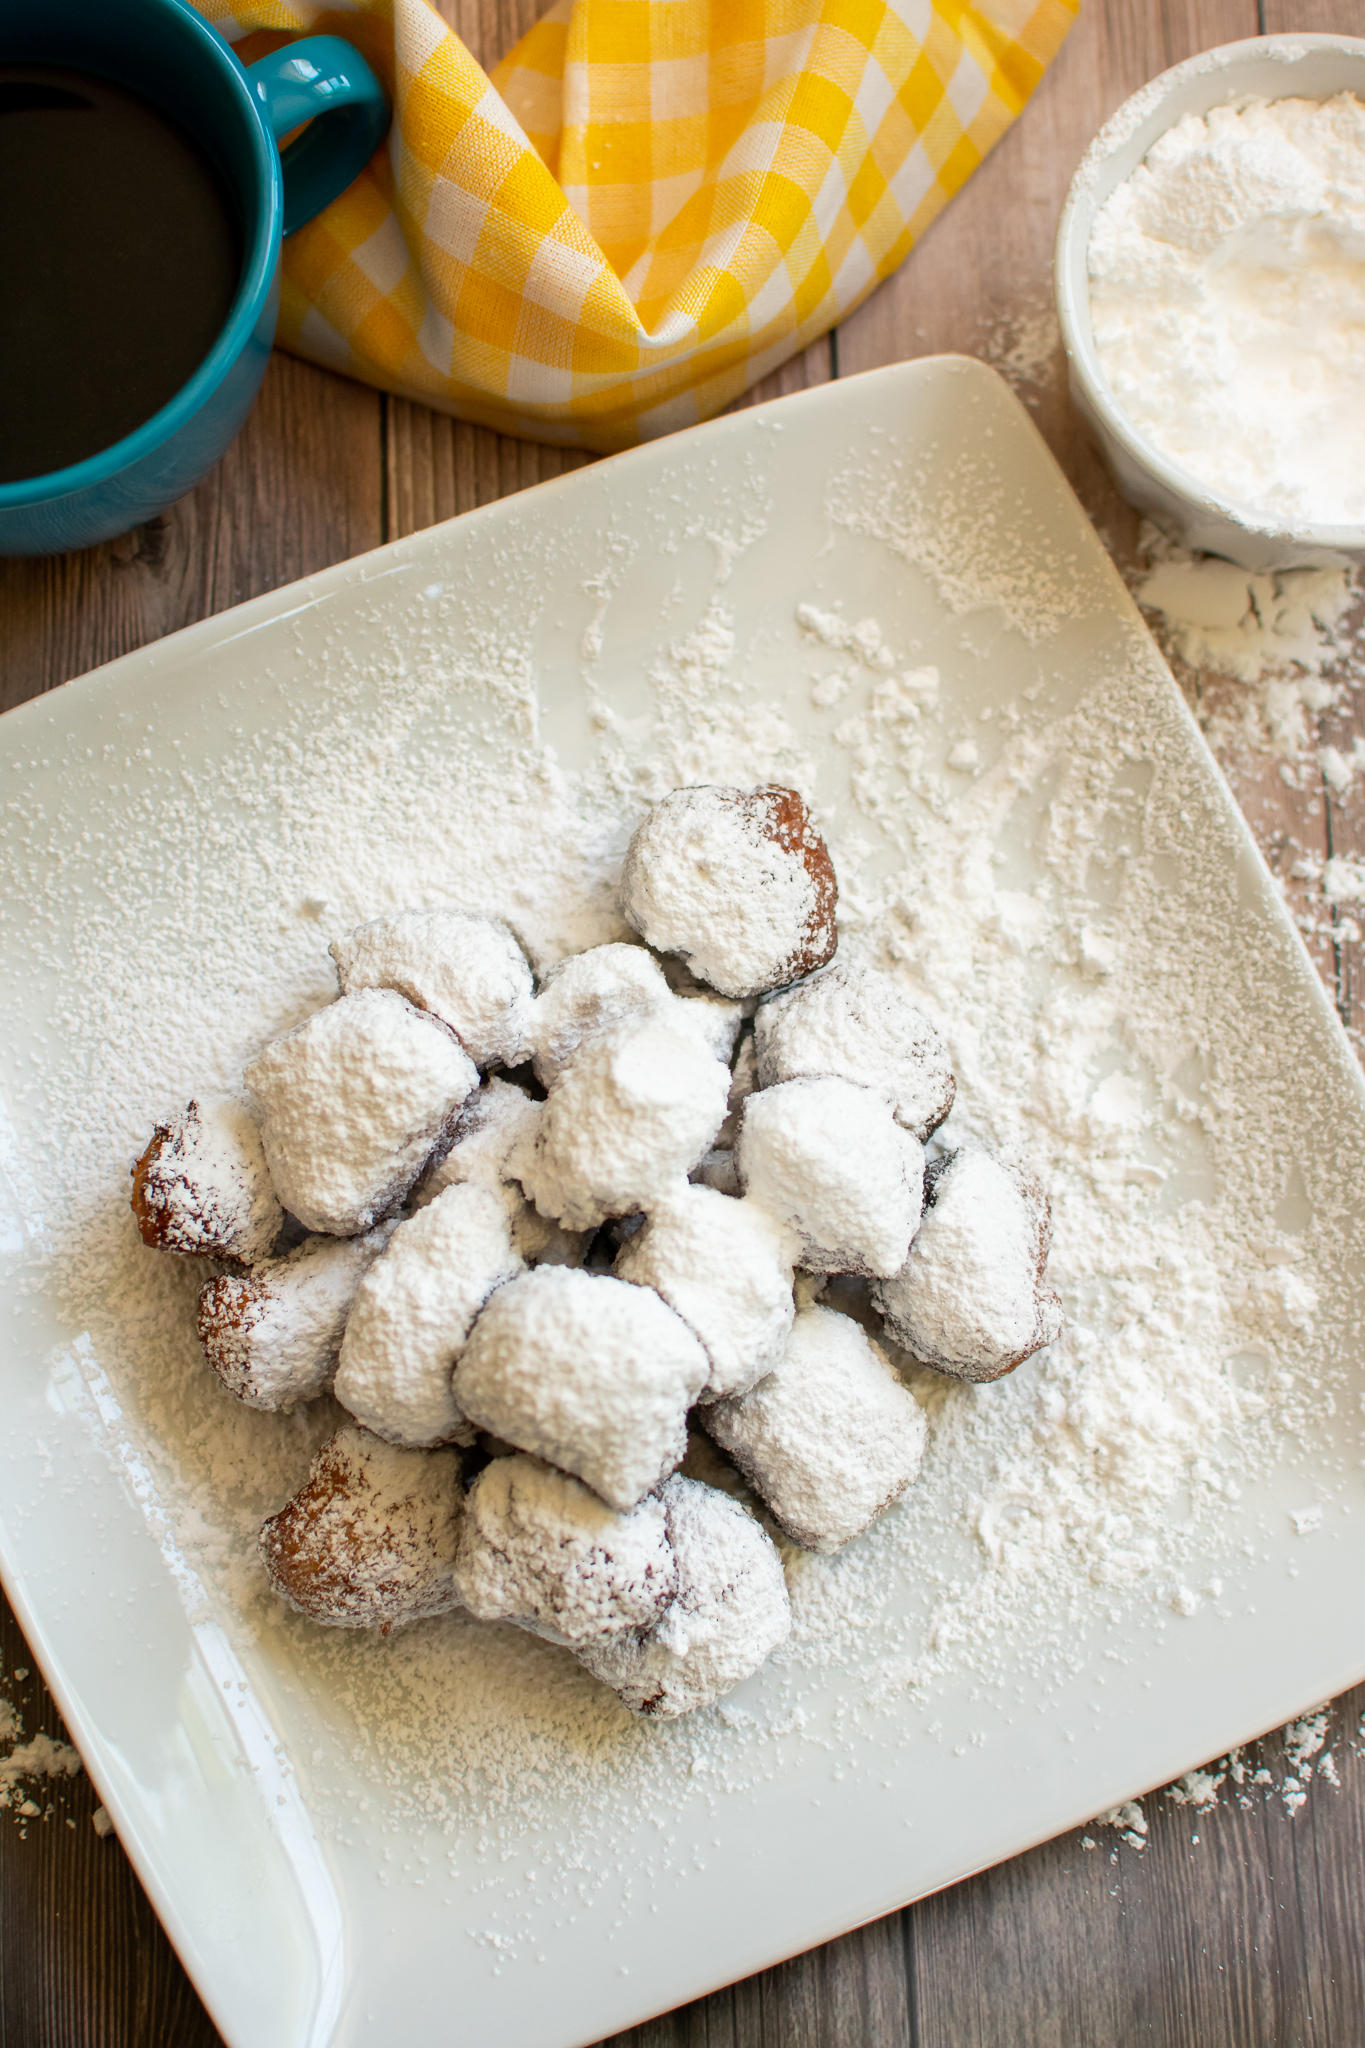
top-left (206, 0), bottom-right (1077, 451)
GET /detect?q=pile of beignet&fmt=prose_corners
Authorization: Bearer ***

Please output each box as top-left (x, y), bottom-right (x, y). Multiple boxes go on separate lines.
top-left (132, 785), bottom-right (1062, 1718)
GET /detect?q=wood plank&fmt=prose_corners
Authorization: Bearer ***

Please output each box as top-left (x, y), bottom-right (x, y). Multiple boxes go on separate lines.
top-left (385, 399), bottom-right (594, 539)
top-left (732, 339), bottom-right (836, 412)
top-left (1264, 0), bottom-right (1365, 26)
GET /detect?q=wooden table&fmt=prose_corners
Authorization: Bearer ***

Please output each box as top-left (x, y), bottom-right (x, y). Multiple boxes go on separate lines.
top-left (3, 2), bottom-right (1364, 2040)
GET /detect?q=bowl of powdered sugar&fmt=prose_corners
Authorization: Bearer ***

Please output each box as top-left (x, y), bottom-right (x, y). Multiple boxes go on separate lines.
top-left (1055, 35), bottom-right (1365, 571)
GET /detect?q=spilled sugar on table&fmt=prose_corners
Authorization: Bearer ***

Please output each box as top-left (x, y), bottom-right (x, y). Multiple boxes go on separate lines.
top-left (2, 1), bottom-right (1364, 2042)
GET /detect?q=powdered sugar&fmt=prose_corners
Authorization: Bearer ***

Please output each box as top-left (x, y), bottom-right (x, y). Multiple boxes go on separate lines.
top-left (1091, 1696), bottom-right (1349, 1852)
top-left (620, 785), bottom-right (837, 999)
top-left (198, 1226), bottom-right (393, 1410)
top-left (454, 1455), bottom-right (676, 1647)
top-left (705, 1304), bottom-right (926, 1553)
top-left (526, 942), bottom-right (741, 1084)
top-left (0, 1709), bottom-right (83, 1826)
top-left (1088, 94), bottom-right (1365, 528)
top-left (737, 1075), bottom-right (924, 1278)
top-left (576, 1476), bottom-right (792, 1719)
top-left (8, 594), bottom-right (1349, 1769)
top-left (130, 1097), bottom-right (282, 1264)
top-left (453, 1269), bottom-right (708, 1511)
top-left (512, 1012), bottom-right (730, 1232)
top-left (754, 962), bottom-right (955, 1140)
top-left (1133, 524), bottom-right (1359, 693)
top-left (331, 909), bottom-right (533, 1069)
top-left (872, 1148), bottom-right (1061, 1381)
top-left (245, 989), bottom-right (478, 1235)
top-left (335, 1184), bottom-right (522, 1446)
top-left (3, 372), bottom-right (1363, 1976)
top-left (526, 943), bottom-right (671, 1083)
top-left (414, 1077), bottom-right (541, 1209)
top-left (615, 1182), bottom-right (794, 1400)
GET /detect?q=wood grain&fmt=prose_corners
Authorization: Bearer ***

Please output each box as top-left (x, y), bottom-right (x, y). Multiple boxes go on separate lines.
top-left (1264, 0), bottom-right (1365, 26)
top-left (3, 0), bottom-right (1365, 2042)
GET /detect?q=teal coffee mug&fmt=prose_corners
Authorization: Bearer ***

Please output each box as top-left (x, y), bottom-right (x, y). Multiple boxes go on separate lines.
top-left (0, 0), bottom-right (389, 555)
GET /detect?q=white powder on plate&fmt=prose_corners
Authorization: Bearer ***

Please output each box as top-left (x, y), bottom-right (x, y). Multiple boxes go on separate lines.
top-left (1, 460), bottom-right (1360, 1886)
top-left (1089, 93), bottom-right (1365, 527)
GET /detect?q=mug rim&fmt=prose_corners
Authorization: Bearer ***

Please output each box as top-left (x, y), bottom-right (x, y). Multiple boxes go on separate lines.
top-left (0, 0), bottom-right (282, 512)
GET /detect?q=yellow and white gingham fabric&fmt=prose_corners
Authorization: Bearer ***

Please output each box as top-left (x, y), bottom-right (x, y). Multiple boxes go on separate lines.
top-left (204, 0), bottom-right (1078, 450)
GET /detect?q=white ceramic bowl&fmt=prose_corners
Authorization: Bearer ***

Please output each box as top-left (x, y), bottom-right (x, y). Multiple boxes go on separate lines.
top-left (1054, 34), bottom-right (1365, 571)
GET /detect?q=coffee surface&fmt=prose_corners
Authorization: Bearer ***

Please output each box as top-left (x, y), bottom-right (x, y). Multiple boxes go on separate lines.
top-left (0, 65), bottom-right (242, 485)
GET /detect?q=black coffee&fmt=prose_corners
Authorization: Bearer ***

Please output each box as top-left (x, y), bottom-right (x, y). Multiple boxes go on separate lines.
top-left (0, 65), bottom-right (242, 484)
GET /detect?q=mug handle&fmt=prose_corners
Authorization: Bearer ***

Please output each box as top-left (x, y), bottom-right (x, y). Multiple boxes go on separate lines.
top-left (243, 36), bottom-right (391, 237)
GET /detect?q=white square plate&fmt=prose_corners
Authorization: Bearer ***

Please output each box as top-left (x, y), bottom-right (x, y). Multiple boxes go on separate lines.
top-left (2, 358), bottom-right (1363, 2048)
